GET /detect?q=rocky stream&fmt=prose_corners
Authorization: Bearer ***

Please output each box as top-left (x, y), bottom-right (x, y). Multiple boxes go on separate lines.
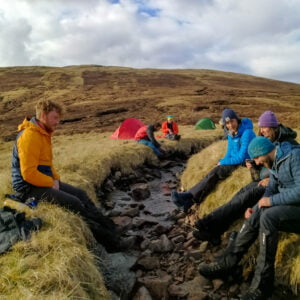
top-left (94, 157), bottom-right (297, 300)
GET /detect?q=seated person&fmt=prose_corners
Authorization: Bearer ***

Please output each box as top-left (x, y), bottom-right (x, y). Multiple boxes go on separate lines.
top-left (11, 100), bottom-right (134, 253)
top-left (134, 122), bottom-right (165, 157)
top-left (199, 137), bottom-right (300, 300)
top-left (161, 116), bottom-right (180, 140)
top-left (193, 111), bottom-right (298, 245)
top-left (172, 108), bottom-right (256, 212)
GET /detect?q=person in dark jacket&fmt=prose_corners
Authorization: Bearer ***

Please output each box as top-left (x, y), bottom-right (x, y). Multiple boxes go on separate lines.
top-left (172, 109), bottom-right (256, 212)
top-left (11, 100), bottom-right (134, 253)
top-left (199, 137), bottom-right (300, 300)
top-left (193, 111), bottom-right (298, 245)
top-left (134, 122), bottom-right (165, 157)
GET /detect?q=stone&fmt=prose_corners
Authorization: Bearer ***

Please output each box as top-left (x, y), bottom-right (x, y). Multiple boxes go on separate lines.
top-left (149, 234), bottom-right (174, 253)
top-left (132, 286), bottom-right (152, 300)
top-left (199, 241), bottom-right (208, 253)
top-left (171, 235), bottom-right (185, 244)
top-left (121, 207), bottom-right (140, 217)
top-left (168, 284), bottom-right (188, 297)
top-left (137, 256), bottom-right (160, 270)
top-left (131, 183), bottom-right (151, 200)
top-left (138, 274), bottom-right (172, 299)
top-left (111, 216), bottom-right (132, 229)
top-left (152, 224), bottom-right (170, 235)
top-left (212, 279), bottom-right (224, 291)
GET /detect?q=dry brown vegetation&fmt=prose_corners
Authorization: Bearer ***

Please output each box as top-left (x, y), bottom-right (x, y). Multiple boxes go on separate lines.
top-left (0, 66), bottom-right (299, 298)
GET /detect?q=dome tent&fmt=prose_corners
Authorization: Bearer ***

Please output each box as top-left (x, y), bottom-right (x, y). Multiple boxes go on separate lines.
top-left (195, 118), bottom-right (216, 130)
top-left (111, 118), bottom-right (145, 139)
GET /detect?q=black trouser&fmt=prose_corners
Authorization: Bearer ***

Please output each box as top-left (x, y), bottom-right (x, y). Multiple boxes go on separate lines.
top-left (26, 182), bottom-right (120, 252)
top-left (196, 181), bottom-right (266, 235)
top-left (227, 205), bottom-right (300, 293)
top-left (188, 164), bottom-right (238, 204)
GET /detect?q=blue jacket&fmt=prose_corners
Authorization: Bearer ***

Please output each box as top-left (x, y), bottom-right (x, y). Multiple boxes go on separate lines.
top-left (265, 142), bottom-right (300, 206)
top-left (219, 118), bottom-right (256, 165)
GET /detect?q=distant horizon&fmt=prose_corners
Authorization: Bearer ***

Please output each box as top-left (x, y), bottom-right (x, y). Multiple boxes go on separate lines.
top-left (1, 64), bottom-right (298, 85)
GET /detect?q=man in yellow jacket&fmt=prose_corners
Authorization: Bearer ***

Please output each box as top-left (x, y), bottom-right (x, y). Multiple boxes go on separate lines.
top-left (11, 100), bottom-right (134, 252)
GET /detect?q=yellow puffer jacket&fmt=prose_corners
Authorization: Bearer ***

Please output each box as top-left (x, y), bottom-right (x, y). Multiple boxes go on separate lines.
top-left (12, 117), bottom-right (60, 192)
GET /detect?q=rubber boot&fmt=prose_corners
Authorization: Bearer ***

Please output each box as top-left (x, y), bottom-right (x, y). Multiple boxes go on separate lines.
top-left (241, 231), bottom-right (277, 300)
top-left (199, 221), bottom-right (258, 279)
top-left (171, 190), bottom-right (194, 212)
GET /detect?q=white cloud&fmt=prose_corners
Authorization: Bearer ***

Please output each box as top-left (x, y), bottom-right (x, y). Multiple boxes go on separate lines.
top-left (0, 0), bottom-right (299, 83)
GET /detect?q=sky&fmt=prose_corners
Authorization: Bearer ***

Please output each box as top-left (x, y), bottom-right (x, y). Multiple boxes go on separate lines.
top-left (1, 0), bottom-right (300, 83)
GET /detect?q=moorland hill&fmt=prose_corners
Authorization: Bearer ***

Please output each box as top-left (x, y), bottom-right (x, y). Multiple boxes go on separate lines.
top-left (0, 65), bottom-right (300, 140)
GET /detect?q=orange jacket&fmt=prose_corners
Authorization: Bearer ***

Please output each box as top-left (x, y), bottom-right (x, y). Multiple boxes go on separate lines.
top-left (161, 121), bottom-right (179, 137)
top-left (12, 117), bottom-right (60, 192)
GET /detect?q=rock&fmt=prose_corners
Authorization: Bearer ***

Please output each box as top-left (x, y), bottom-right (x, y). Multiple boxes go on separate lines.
top-left (131, 183), bottom-right (151, 200)
top-left (132, 286), bottom-right (153, 300)
top-left (152, 224), bottom-right (170, 234)
top-left (121, 207), bottom-right (140, 217)
top-left (114, 171), bottom-right (122, 180)
top-left (138, 274), bottom-right (172, 299)
top-left (140, 238), bottom-right (150, 250)
top-left (137, 256), bottom-right (160, 270)
top-left (188, 249), bottom-right (203, 261)
top-left (168, 283), bottom-right (189, 297)
top-left (199, 241), bottom-right (208, 252)
top-left (185, 265), bottom-right (195, 280)
top-left (212, 279), bottom-right (224, 291)
top-left (111, 216), bottom-right (132, 229)
top-left (171, 235), bottom-right (185, 244)
top-left (149, 234), bottom-right (174, 253)
top-left (104, 179), bottom-right (115, 191)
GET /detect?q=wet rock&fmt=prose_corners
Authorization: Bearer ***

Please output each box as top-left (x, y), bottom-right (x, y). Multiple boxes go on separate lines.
top-left (138, 274), bottom-right (172, 299)
top-left (132, 286), bottom-right (152, 300)
top-left (137, 256), bottom-right (160, 270)
top-left (131, 183), bottom-right (151, 200)
top-left (149, 234), bottom-right (174, 253)
top-left (121, 207), bottom-right (140, 217)
top-left (111, 216), bottom-right (132, 229)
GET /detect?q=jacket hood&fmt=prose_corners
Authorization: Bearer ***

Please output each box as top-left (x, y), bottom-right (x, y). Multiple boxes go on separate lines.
top-left (233, 118), bottom-right (253, 137)
top-left (17, 117), bottom-right (50, 136)
top-left (278, 124), bottom-right (298, 142)
top-left (274, 141), bottom-right (293, 163)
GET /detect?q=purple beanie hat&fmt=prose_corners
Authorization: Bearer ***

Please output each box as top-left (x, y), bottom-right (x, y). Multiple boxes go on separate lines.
top-left (258, 111), bottom-right (279, 127)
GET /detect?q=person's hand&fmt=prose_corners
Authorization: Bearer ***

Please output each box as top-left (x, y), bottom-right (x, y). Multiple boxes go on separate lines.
top-left (244, 208), bottom-right (253, 219)
top-left (258, 178), bottom-right (270, 187)
top-left (53, 179), bottom-right (60, 190)
top-left (258, 197), bottom-right (271, 208)
top-left (217, 161), bottom-right (221, 166)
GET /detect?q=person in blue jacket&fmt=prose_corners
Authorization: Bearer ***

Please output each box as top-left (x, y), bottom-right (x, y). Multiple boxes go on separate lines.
top-left (199, 137), bottom-right (300, 300)
top-left (172, 108), bottom-right (256, 212)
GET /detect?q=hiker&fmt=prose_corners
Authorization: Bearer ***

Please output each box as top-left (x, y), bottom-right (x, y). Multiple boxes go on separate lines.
top-left (11, 100), bottom-right (134, 253)
top-left (161, 116), bottom-right (180, 140)
top-left (193, 111), bottom-right (298, 245)
top-left (199, 136), bottom-right (300, 300)
top-left (172, 108), bottom-right (256, 212)
top-left (134, 122), bottom-right (165, 157)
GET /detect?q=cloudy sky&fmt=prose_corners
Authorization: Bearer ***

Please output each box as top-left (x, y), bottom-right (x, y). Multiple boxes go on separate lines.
top-left (1, 0), bottom-right (300, 83)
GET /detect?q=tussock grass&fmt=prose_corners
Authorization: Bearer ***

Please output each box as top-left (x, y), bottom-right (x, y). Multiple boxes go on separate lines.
top-left (181, 136), bottom-right (300, 293)
top-left (0, 126), bottom-right (222, 298)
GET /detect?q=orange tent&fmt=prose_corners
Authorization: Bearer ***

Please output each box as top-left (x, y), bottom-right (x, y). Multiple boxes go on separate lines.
top-left (111, 118), bottom-right (145, 139)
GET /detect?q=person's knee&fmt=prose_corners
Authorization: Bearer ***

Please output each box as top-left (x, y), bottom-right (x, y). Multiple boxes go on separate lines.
top-left (260, 208), bottom-right (280, 232)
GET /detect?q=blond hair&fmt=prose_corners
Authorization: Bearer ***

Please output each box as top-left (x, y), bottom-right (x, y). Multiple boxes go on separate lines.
top-left (35, 100), bottom-right (64, 119)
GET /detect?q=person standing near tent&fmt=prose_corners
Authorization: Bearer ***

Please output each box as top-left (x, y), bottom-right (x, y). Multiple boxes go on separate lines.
top-left (172, 108), bottom-right (256, 212)
top-left (11, 99), bottom-right (135, 252)
top-left (162, 116), bottom-right (180, 140)
top-left (193, 111), bottom-right (298, 245)
top-left (134, 122), bottom-right (165, 157)
top-left (199, 136), bottom-right (300, 300)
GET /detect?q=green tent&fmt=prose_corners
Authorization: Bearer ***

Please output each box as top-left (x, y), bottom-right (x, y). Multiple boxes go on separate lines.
top-left (195, 118), bottom-right (216, 130)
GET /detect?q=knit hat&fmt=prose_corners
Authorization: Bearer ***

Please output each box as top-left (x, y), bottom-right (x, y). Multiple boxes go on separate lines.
top-left (222, 109), bottom-right (239, 124)
top-left (248, 137), bottom-right (275, 159)
top-left (258, 111), bottom-right (279, 127)
top-left (167, 116), bottom-right (174, 120)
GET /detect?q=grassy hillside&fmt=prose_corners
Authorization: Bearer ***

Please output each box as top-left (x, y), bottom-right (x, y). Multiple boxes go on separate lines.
top-left (0, 66), bottom-right (299, 298)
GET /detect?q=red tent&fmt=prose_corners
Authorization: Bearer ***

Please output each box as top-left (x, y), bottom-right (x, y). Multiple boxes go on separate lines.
top-left (111, 118), bottom-right (145, 139)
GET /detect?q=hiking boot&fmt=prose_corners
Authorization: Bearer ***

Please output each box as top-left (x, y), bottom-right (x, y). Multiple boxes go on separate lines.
top-left (171, 190), bottom-right (194, 212)
top-left (241, 288), bottom-right (271, 300)
top-left (198, 261), bottom-right (233, 279)
top-left (193, 229), bottom-right (221, 246)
